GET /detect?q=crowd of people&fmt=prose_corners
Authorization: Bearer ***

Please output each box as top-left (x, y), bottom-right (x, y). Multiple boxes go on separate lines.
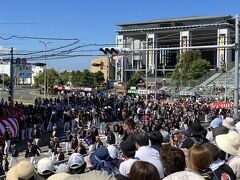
top-left (0, 93), bottom-right (239, 180)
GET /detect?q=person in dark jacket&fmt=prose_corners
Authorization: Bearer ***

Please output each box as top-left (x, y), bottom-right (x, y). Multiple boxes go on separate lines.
top-left (4, 126), bottom-right (11, 155)
top-left (25, 141), bottom-right (39, 165)
top-left (180, 122), bottom-right (209, 149)
top-left (55, 147), bottom-right (64, 162)
top-left (33, 124), bottom-right (41, 147)
top-left (3, 155), bottom-right (9, 173)
top-left (107, 130), bottom-right (116, 145)
top-left (65, 131), bottom-right (72, 154)
top-left (9, 144), bottom-right (18, 167)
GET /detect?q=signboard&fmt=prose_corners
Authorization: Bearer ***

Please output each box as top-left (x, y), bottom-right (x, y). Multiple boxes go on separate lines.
top-left (23, 73), bottom-right (32, 78)
top-left (127, 89), bottom-right (138, 94)
top-left (115, 55), bottom-right (124, 82)
top-left (179, 91), bottom-right (195, 96)
top-left (210, 102), bottom-right (233, 109)
top-left (220, 34), bottom-right (226, 62)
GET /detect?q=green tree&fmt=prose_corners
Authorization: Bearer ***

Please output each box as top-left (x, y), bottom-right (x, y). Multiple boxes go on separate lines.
top-left (172, 50), bottom-right (210, 80)
top-left (189, 59), bottom-right (211, 79)
top-left (34, 68), bottom-right (61, 88)
top-left (59, 71), bottom-right (71, 85)
top-left (71, 70), bottom-right (83, 87)
top-left (0, 74), bottom-right (10, 85)
top-left (126, 71), bottom-right (144, 88)
top-left (93, 71), bottom-right (105, 87)
top-left (81, 69), bottom-right (94, 87)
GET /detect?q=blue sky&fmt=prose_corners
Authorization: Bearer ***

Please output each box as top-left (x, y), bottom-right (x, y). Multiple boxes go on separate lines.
top-left (0, 0), bottom-right (239, 71)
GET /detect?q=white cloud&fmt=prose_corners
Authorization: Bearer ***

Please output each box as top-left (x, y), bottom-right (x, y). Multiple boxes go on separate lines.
top-left (0, 45), bottom-right (17, 54)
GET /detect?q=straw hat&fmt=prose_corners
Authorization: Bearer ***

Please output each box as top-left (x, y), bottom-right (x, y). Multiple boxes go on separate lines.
top-left (7, 160), bottom-right (37, 180)
top-left (222, 117), bottom-right (235, 130)
top-left (47, 173), bottom-right (71, 180)
top-left (215, 130), bottom-right (240, 155)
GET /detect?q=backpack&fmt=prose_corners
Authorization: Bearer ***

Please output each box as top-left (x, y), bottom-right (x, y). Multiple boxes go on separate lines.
top-left (212, 164), bottom-right (236, 180)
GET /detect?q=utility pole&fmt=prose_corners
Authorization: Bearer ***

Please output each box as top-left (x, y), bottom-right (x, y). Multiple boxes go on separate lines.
top-left (39, 41), bottom-right (52, 99)
top-left (9, 47), bottom-right (14, 104)
top-left (154, 50), bottom-right (157, 100)
top-left (234, 14), bottom-right (239, 117)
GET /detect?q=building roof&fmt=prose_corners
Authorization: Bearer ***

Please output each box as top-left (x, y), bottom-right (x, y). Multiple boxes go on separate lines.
top-left (116, 23), bottom-right (229, 33)
top-left (117, 15), bottom-right (233, 27)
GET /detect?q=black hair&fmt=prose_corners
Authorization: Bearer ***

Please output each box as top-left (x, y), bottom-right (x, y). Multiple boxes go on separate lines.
top-left (133, 132), bottom-right (149, 147)
top-left (149, 131), bottom-right (163, 146)
top-left (120, 140), bottom-right (135, 158)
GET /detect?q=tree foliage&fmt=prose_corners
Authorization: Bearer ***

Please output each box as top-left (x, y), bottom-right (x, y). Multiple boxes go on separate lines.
top-left (126, 71), bottom-right (144, 88)
top-left (172, 50), bottom-right (211, 80)
top-left (0, 74), bottom-right (10, 85)
top-left (34, 68), bottom-right (105, 88)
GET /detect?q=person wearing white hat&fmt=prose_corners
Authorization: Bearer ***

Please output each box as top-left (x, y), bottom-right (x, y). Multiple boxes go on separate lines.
top-left (37, 158), bottom-right (55, 179)
top-left (215, 131), bottom-right (240, 178)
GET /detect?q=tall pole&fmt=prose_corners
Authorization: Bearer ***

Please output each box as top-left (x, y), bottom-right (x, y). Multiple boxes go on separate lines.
top-left (9, 47), bottom-right (14, 104)
top-left (39, 41), bottom-right (52, 99)
top-left (234, 14), bottom-right (239, 117)
top-left (2, 66), bottom-right (4, 94)
top-left (224, 62), bottom-right (227, 102)
top-left (44, 44), bottom-right (47, 99)
top-left (145, 47), bottom-right (148, 102)
top-left (154, 50), bottom-right (157, 100)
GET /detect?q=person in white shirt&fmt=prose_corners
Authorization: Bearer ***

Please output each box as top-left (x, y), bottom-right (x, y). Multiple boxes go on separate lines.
top-left (133, 132), bottom-right (164, 179)
top-left (119, 140), bottom-right (137, 176)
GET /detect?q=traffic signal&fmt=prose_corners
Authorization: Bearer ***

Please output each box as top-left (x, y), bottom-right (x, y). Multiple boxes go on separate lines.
top-left (99, 47), bottom-right (121, 55)
top-left (99, 48), bottom-right (108, 54)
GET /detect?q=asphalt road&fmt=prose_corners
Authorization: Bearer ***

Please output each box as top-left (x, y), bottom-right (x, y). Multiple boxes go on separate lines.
top-left (9, 130), bottom-right (107, 168)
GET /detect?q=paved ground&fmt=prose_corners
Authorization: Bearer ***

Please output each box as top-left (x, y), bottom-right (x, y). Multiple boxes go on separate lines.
top-left (9, 129), bottom-right (107, 168)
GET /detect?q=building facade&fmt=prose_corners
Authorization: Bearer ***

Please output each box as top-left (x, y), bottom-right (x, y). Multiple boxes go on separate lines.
top-left (115, 15), bottom-right (236, 82)
top-left (0, 58), bottom-right (33, 85)
top-left (90, 57), bottom-right (115, 82)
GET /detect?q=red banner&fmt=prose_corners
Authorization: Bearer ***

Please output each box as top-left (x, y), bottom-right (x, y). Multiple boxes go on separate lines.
top-left (210, 102), bottom-right (233, 109)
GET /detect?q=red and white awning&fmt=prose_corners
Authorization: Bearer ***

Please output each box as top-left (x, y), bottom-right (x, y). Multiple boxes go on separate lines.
top-left (0, 118), bottom-right (19, 138)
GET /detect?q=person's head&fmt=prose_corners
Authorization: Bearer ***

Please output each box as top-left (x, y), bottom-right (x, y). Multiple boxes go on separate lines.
top-left (37, 158), bottom-right (55, 178)
top-left (57, 147), bottom-right (62, 154)
top-left (6, 160), bottom-right (37, 180)
top-left (149, 131), bottom-right (163, 146)
top-left (90, 147), bottom-right (114, 174)
top-left (6, 126), bottom-right (10, 132)
top-left (68, 153), bottom-right (86, 174)
top-left (133, 132), bottom-right (149, 149)
top-left (160, 144), bottom-right (186, 176)
top-left (203, 142), bottom-right (221, 161)
top-left (27, 141), bottom-right (32, 147)
top-left (96, 136), bottom-right (101, 142)
top-left (129, 161), bottom-right (160, 180)
top-left (123, 119), bottom-right (136, 133)
top-left (120, 140), bottom-right (135, 159)
top-left (188, 145), bottom-right (212, 173)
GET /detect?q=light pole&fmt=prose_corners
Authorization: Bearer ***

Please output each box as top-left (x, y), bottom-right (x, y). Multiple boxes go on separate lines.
top-left (38, 41), bottom-right (52, 98)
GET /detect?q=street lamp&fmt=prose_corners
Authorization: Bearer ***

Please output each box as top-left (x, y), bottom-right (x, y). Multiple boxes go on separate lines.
top-left (38, 41), bottom-right (52, 98)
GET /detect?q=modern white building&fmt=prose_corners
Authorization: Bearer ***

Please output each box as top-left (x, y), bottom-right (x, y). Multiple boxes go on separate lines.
top-left (0, 58), bottom-right (33, 85)
top-left (32, 66), bottom-right (44, 85)
top-left (115, 15), bottom-right (236, 82)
